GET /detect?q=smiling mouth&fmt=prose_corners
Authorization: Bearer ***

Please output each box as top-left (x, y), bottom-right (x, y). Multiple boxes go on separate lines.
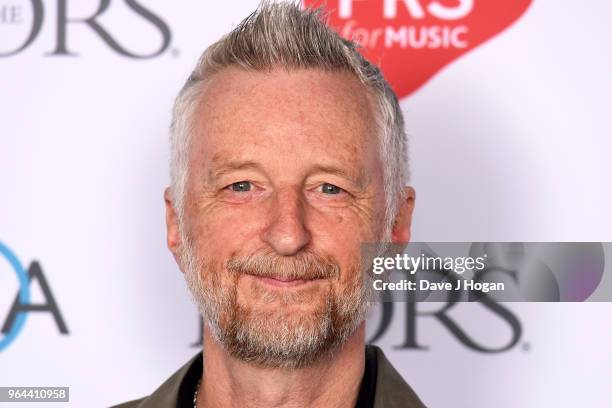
top-left (248, 275), bottom-right (325, 287)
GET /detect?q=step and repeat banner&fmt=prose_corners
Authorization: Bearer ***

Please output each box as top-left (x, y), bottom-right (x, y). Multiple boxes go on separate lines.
top-left (2, 1), bottom-right (612, 407)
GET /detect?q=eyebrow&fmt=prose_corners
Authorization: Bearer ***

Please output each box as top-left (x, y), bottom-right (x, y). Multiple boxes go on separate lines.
top-left (309, 164), bottom-right (370, 189)
top-left (207, 160), bottom-right (264, 181)
top-left (207, 160), bottom-right (370, 188)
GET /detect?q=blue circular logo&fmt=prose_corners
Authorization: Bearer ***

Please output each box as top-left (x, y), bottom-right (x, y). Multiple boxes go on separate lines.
top-left (0, 242), bottom-right (31, 351)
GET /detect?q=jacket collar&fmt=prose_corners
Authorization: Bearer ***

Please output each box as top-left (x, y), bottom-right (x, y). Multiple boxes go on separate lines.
top-left (133, 345), bottom-right (425, 408)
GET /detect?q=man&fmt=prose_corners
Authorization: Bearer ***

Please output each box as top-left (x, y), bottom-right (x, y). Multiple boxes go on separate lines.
top-left (112, 1), bottom-right (421, 407)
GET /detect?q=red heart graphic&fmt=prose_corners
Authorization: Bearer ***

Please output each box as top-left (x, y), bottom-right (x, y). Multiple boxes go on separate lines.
top-left (303, 0), bottom-right (533, 99)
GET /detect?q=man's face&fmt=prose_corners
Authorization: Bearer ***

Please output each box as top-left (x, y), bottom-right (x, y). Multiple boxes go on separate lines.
top-left (175, 67), bottom-right (387, 367)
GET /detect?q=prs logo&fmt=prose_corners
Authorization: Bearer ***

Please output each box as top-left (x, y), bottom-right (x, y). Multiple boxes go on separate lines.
top-left (304, 0), bottom-right (533, 98)
top-left (0, 0), bottom-right (171, 58)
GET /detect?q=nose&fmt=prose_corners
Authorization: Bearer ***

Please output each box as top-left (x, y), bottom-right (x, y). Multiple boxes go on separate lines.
top-left (262, 187), bottom-right (311, 255)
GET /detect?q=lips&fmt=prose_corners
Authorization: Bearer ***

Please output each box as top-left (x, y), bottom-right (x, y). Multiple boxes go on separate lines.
top-left (257, 277), bottom-right (310, 287)
top-left (227, 250), bottom-right (339, 287)
top-left (250, 275), bottom-right (322, 287)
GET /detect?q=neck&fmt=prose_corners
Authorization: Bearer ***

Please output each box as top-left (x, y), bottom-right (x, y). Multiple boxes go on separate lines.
top-left (197, 322), bottom-right (366, 408)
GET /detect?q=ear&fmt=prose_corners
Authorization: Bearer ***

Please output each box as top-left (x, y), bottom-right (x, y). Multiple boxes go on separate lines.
top-left (391, 186), bottom-right (416, 244)
top-left (164, 187), bottom-right (183, 270)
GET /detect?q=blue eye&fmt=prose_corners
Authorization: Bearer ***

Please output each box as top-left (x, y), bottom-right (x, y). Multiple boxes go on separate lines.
top-left (230, 181), bottom-right (251, 192)
top-left (321, 183), bottom-right (343, 194)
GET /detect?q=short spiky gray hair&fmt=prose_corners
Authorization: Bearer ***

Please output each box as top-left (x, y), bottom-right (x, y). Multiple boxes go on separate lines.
top-left (170, 1), bottom-right (409, 239)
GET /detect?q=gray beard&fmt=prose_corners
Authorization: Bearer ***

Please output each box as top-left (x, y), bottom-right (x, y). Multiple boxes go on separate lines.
top-left (180, 232), bottom-right (376, 369)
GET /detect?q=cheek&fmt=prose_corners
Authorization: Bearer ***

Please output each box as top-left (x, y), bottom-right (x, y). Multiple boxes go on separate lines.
top-left (308, 205), bottom-right (379, 250)
top-left (309, 217), bottom-right (364, 275)
top-left (189, 202), bottom-right (267, 258)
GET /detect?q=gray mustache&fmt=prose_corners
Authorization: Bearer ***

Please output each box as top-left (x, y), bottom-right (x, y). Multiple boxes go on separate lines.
top-left (227, 250), bottom-right (340, 281)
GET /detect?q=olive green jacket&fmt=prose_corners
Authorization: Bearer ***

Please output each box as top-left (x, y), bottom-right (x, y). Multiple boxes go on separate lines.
top-left (110, 345), bottom-right (426, 408)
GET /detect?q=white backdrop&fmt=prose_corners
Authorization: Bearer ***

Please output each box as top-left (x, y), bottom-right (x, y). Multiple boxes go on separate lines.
top-left (1, 1), bottom-right (611, 407)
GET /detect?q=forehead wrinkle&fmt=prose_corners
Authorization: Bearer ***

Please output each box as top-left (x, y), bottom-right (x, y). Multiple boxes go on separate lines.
top-left (191, 67), bottom-right (382, 187)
